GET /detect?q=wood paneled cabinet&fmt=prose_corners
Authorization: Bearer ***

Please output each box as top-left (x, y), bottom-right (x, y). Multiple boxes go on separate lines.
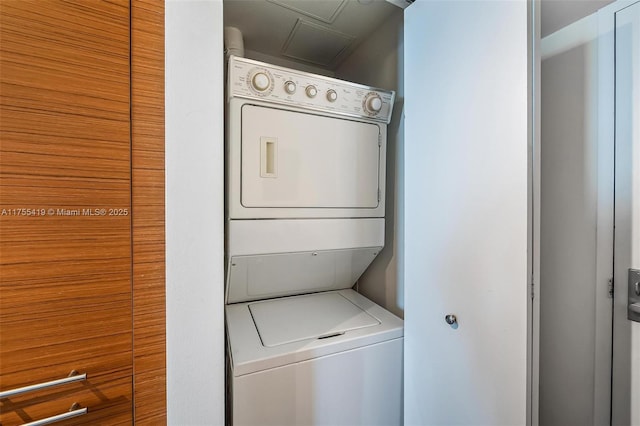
top-left (0, 1), bottom-right (165, 424)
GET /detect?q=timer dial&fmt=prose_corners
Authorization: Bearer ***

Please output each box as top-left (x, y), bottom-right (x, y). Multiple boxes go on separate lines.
top-left (252, 73), bottom-right (270, 91)
top-left (326, 89), bottom-right (338, 102)
top-left (247, 68), bottom-right (274, 95)
top-left (363, 92), bottom-right (383, 115)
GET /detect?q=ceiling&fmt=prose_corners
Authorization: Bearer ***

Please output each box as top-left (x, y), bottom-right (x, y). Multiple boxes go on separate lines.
top-left (224, 0), bottom-right (615, 68)
top-left (223, 0), bottom-right (399, 71)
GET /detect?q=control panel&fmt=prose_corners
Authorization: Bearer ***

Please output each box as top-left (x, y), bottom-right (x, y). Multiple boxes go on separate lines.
top-left (227, 56), bottom-right (395, 124)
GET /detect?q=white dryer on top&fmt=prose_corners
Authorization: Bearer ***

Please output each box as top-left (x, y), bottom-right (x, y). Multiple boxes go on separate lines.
top-left (226, 55), bottom-right (394, 220)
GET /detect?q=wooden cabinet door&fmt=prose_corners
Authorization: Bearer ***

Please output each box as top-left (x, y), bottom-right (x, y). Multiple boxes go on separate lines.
top-left (0, 1), bottom-right (133, 424)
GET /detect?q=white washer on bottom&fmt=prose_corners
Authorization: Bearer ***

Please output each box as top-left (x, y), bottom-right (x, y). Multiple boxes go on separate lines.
top-left (226, 289), bottom-right (404, 426)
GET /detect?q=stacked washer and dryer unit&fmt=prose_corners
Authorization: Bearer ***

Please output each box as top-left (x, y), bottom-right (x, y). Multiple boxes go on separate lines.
top-left (225, 56), bottom-right (403, 425)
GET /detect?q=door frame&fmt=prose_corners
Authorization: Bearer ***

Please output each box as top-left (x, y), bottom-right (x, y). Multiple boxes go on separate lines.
top-left (530, 0), bottom-right (541, 424)
top-left (596, 0), bottom-right (638, 424)
top-left (532, 1), bottom-right (637, 424)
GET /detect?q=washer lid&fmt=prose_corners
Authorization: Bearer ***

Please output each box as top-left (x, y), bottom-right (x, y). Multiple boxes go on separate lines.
top-left (249, 292), bottom-right (381, 347)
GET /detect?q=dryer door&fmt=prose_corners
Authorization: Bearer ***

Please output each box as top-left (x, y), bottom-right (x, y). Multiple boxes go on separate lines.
top-left (241, 105), bottom-right (381, 210)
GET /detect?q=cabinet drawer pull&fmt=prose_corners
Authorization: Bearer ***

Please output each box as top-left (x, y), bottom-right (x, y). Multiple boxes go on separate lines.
top-left (23, 403), bottom-right (87, 426)
top-left (0, 371), bottom-right (86, 399)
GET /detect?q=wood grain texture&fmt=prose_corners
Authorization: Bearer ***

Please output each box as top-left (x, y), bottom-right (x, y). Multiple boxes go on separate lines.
top-left (131, 0), bottom-right (166, 424)
top-left (0, 1), bottom-right (132, 424)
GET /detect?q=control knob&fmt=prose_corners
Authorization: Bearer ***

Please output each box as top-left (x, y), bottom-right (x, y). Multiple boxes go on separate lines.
top-left (305, 85), bottom-right (318, 98)
top-left (363, 92), bottom-right (383, 115)
top-left (284, 81), bottom-right (296, 94)
top-left (251, 71), bottom-right (271, 92)
top-left (326, 89), bottom-right (338, 102)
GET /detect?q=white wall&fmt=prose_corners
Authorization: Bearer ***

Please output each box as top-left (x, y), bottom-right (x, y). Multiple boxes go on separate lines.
top-left (243, 49), bottom-right (335, 77)
top-left (166, 0), bottom-right (225, 424)
top-left (336, 9), bottom-right (405, 318)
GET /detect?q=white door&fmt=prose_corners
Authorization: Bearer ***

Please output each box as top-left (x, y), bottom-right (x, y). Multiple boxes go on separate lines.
top-left (613, 3), bottom-right (640, 425)
top-left (403, 1), bottom-right (531, 424)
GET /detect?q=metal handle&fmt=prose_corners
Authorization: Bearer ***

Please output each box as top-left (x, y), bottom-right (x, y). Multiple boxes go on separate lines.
top-left (23, 403), bottom-right (87, 426)
top-left (0, 371), bottom-right (86, 399)
top-left (445, 314), bottom-right (457, 325)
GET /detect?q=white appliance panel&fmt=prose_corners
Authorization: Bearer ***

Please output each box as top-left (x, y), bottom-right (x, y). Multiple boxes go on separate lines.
top-left (226, 247), bottom-right (381, 303)
top-left (241, 105), bottom-right (380, 209)
top-left (249, 292), bottom-right (380, 347)
top-left (226, 289), bottom-right (404, 376)
top-left (226, 218), bottom-right (385, 256)
top-left (228, 56), bottom-right (395, 124)
top-left (231, 338), bottom-right (403, 426)
top-left (227, 98), bottom-right (387, 219)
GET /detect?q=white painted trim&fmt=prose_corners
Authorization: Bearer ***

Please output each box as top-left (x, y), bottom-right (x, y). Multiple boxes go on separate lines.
top-left (598, 2), bottom-right (640, 425)
top-left (530, 1), bottom-right (541, 424)
top-left (598, 0), bottom-right (638, 16)
top-left (593, 5), bottom-right (617, 423)
top-left (165, 0), bottom-right (225, 424)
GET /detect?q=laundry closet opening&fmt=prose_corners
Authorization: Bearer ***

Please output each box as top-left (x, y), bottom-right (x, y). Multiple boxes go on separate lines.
top-left (222, 1), bottom-right (406, 425)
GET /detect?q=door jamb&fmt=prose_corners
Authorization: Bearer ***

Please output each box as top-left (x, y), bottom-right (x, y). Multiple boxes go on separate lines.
top-left (598, 2), bottom-right (640, 425)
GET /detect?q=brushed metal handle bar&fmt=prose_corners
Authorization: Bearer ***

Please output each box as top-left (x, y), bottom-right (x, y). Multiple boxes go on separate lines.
top-left (23, 404), bottom-right (88, 426)
top-left (0, 371), bottom-right (86, 399)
